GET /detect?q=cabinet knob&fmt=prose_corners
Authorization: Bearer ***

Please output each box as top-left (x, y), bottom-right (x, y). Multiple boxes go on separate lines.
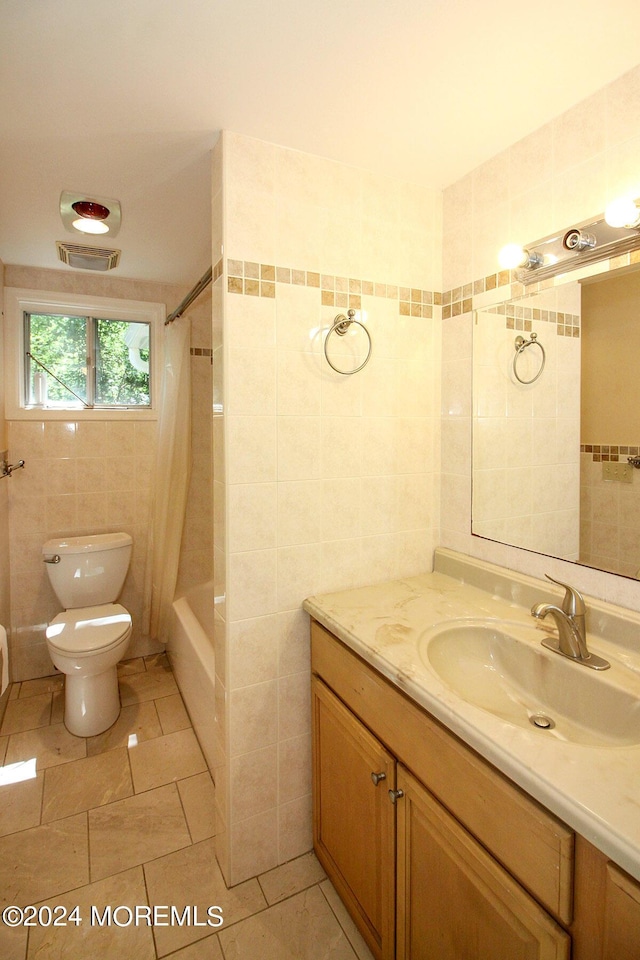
top-left (371, 771), bottom-right (386, 786)
top-left (388, 788), bottom-right (404, 804)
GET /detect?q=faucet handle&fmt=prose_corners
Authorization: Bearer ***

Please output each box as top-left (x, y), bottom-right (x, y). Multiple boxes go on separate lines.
top-left (545, 575), bottom-right (586, 617)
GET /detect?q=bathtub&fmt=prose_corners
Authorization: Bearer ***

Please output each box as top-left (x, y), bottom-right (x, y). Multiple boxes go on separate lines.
top-left (168, 581), bottom-right (216, 774)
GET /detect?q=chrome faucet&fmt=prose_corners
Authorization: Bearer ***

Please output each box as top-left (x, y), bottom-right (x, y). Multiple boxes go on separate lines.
top-left (531, 575), bottom-right (610, 670)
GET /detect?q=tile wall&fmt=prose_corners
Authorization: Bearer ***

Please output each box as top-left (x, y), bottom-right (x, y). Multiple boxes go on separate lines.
top-left (213, 131), bottom-right (443, 884)
top-left (440, 62), bottom-right (640, 611)
top-left (2, 266), bottom-right (190, 681)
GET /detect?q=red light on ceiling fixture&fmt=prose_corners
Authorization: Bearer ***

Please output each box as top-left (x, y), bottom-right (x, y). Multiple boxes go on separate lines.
top-left (71, 200), bottom-right (110, 221)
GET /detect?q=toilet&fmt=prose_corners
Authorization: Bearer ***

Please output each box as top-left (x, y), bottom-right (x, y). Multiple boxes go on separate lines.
top-left (42, 532), bottom-right (133, 737)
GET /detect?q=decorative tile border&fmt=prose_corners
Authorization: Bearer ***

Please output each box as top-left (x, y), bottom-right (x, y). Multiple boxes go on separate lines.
top-left (482, 303), bottom-right (580, 338)
top-left (226, 259), bottom-right (440, 319)
top-left (581, 444), bottom-right (640, 463)
top-left (444, 247), bottom-right (640, 319)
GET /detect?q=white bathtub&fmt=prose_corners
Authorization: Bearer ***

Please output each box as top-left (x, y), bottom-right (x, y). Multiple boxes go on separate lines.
top-left (168, 581), bottom-right (216, 774)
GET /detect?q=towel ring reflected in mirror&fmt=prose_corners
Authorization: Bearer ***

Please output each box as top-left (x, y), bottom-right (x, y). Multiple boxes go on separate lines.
top-left (512, 332), bottom-right (546, 384)
top-left (324, 309), bottom-right (373, 375)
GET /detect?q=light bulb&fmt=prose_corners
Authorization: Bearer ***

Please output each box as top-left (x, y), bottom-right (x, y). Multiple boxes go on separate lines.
top-left (604, 196), bottom-right (640, 229)
top-left (71, 217), bottom-right (110, 235)
top-left (498, 243), bottom-right (527, 270)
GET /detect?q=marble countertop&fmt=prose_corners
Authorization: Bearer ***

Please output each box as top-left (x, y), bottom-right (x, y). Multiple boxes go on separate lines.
top-left (303, 551), bottom-right (640, 882)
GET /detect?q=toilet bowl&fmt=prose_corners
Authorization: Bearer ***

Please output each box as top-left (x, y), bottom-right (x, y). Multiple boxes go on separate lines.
top-left (42, 533), bottom-right (133, 737)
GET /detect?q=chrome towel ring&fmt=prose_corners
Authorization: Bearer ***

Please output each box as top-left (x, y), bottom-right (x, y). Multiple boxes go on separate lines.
top-left (512, 332), bottom-right (545, 384)
top-left (324, 310), bottom-right (372, 375)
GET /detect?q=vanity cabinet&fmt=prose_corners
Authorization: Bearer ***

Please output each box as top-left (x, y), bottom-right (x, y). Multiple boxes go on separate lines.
top-left (312, 619), bottom-right (574, 959)
top-left (313, 676), bottom-right (396, 958)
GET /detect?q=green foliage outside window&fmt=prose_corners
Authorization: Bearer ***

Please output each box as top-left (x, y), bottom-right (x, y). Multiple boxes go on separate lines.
top-left (26, 313), bottom-right (150, 408)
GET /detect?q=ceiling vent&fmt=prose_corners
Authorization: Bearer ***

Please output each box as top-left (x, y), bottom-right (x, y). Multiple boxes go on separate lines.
top-left (56, 241), bottom-right (121, 271)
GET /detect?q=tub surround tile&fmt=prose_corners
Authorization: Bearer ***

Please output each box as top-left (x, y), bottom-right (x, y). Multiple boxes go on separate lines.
top-left (0, 813), bottom-right (89, 907)
top-left (128, 728), bottom-right (207, 793)
top-left (177, 772), bottom-right (217, 843)
top-left (26, 866), bottom-right (156, 960)
top-left (42, 746), bottom-right (133, 822)
top-left (89, 783), bottom-right (192, 881)
top-left (143, 838), bottom-right (267, 957)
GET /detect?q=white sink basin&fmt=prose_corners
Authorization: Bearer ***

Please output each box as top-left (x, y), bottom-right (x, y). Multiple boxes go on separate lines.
top-left (418, 618), bottom-right (640, 747)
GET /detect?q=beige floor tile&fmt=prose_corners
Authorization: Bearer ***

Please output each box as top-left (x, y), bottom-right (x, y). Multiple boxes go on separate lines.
top-left (9, 683), bottom-right (20, 700)
top-left (144, 652), bottom-right (171, 671)
top-left (128, 728), bottom-right (207, 793)
top-left (167, 935), bottom-right (224, 959)
top-left (320, 880), bottom-right (375, 960)
top-left (18, 674), bottom-right (64, 699)
top-left (5, 722), bottom-right (86, 770)
top-left (144, 838), bottom-right (267, 957)
top-left (0, 771), bottom-right (44, 837)
top-left (42, 746), bottom-right (133, 822)
top-left (89, 782), bottom-right (191, 881)
top-left (50, 689), bottom-right (64, 725)
top-left (0, 922), bottom-right (27, 960)
top-left (0, 735), bottom-right (7, 765)
top-left (177, 772), bottom-right (216, 843)
top-left (118, 656), bottom-right (146, 677)
top-left (156, 692), bottom-right (191, 734)
top-left (0, 693), bottom-right (52, 735)
top-left (27, 866), bottom-right (155, 960)
top-left (0, 813), bottom-right (89, 907)
top-left (119, 665), bottom-right (179, 706)
top-left (219, 885), bottom-right (359, 959)
top-left (86, 700), bottom-right (162, 756)
top-left (259, 851), bottom-right (327, 905)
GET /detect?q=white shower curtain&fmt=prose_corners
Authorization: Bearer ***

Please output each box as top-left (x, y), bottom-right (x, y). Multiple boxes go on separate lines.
top-left (146, 318), bottom-right (191, 644)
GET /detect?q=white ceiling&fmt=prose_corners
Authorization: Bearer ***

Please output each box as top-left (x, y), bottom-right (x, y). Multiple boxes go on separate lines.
top-left (2, 0), bottom-right (640, 286)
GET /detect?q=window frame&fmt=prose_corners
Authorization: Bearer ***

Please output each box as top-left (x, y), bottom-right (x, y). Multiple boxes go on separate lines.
top-left (4, 288), bottom-right (164, 421)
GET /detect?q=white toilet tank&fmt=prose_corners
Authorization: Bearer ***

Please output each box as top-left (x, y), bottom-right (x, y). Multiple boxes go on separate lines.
top-left (42, 532), bottom-right (133, 610)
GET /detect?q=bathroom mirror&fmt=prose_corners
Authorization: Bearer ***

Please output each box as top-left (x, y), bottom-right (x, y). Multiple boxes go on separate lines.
top-left (472, 260), bottom-right (640, 579)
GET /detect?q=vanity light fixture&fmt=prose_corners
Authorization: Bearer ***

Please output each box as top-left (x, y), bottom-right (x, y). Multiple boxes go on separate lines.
top-left (604, 196), bottom-right (640, 229)
top-left (59, 190), bottom-right (122, 238)
top-left (498, 243), bottom-right (544, 271)
top-left (498, 200), bottom-right (640, 285)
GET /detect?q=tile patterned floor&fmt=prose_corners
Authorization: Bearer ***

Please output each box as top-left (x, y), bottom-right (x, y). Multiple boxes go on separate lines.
top-left (0, 655), bottom-right (374, 959)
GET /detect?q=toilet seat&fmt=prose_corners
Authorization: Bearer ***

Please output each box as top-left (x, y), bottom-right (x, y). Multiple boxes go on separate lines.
top-left (46, 603), bottom-right (132, 656)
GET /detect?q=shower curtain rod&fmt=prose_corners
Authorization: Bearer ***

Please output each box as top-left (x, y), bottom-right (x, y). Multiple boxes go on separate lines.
top-left (165, 265), bottom-right (213, 325)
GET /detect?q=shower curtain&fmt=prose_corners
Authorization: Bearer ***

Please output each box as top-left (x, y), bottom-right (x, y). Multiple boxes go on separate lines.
top-left (146, 317), bottom-right (191, 644)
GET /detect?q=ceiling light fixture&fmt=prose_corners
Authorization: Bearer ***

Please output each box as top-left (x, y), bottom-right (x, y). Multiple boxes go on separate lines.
top-left (59, 190), bottom-right (122, 238)
top-left (71, 200), bottom-right (111, 235)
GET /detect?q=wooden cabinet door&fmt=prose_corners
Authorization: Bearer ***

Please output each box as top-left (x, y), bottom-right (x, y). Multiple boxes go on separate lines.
top-left (602, 862), bottom-right (640, 960)
top-left (395, 765), bottom-right (570, 960)
top-left (312, 676), bottom-right (396, 960)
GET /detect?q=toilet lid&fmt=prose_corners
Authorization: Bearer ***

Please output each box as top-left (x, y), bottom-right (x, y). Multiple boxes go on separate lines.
top-left (46, 603), bottom-right (132, 654)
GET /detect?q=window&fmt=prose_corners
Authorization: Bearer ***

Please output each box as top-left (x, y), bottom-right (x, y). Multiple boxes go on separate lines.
top-left (25, 313), bottom-right (151, 409)
top-left (4, 289), bottom-right (163, 420)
